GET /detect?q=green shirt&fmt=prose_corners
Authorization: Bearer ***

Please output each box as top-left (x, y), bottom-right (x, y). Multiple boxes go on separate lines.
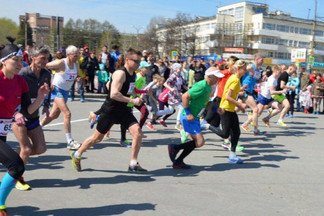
top-left (185, 79), bottom-right (212, 118)
top-left (127, 73), bottom-right (146, 107)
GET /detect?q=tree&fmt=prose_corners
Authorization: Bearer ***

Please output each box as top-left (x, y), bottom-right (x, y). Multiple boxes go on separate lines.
top-left (0, 18), bottom-right (19, 45)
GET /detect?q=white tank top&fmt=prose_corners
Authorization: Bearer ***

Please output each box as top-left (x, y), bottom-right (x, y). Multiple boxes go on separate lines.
top-left (52, 58), bottom-right (78, 91)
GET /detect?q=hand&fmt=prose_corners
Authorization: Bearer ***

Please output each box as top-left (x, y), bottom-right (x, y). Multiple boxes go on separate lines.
top-left (282, 89), bottom-right (287, 94)
top-left (14, 112), bottom-right (27, 126)
top-left (38, 83), bottom-right (50, 98)
top-left (132, 97), bottom-right (142, 106)
top-left (217, 108), bottom-right (225, 115)
top-left (186, 114), bottom-right (194, 121)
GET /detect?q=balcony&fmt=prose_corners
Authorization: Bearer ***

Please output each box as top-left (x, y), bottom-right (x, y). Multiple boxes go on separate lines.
top-left (249, 29), bottom-right (281, 37)
top-left (252, 42), bottom-right (279, 50)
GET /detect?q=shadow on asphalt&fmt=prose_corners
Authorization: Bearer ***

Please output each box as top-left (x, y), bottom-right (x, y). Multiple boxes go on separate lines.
top-left (29, 174), bottom-right (155, 189)
top-left (9, 203), bottom-right (156, 216)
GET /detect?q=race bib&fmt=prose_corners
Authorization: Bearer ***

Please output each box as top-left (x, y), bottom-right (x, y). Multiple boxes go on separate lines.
top-left (127, 82), bottom-right (135, 95)
top-left (0, 119), bottom-right (13, 136)
top-left (65, 72), bottom-right (77, 82)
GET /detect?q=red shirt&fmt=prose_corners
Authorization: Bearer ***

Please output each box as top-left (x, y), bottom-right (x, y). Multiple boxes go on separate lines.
top-left (216, 69), bottom-right (232, 98)
top-left (0, 71), bottom-right (29, 118)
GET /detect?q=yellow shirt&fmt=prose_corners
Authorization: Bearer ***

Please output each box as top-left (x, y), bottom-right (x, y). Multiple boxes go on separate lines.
top-left (220, 74), bottom-right (241, 112)
top-left (78, 56), bottom-right (87, 78)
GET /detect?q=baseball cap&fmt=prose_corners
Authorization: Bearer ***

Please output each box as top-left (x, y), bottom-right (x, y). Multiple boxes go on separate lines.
top-left (138, 60), bottom-right (150, 69)
top-left (205, 67), bottom-right (224, 78)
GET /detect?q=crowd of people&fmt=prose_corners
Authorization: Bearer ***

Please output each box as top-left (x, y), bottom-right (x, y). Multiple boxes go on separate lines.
top-left (1, 36), bottom-right (324, 215)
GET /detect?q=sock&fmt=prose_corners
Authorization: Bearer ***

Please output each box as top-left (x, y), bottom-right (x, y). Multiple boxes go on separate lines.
top-left (66, 133), bottom-right (73, 143)
top-left (0, 172), bottom-right (16, 206)
top-left (278, 118), bottom-right (283, 123)
top-left (130, 160), bottom-right (137, 166)
top-left (73, 151), bottom-right (81, 158)
top-left (176, 140), bottom-right (196, 162)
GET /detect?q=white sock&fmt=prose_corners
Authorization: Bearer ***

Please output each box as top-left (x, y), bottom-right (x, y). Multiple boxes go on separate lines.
top-left (229, 151), bottom-right (236, 158)
top-left (66, 133), bottom-right (73, 143)
top-left (130, 160), bottom-right (137, 166)
top-left (74, 151), bottom-right (81, 158)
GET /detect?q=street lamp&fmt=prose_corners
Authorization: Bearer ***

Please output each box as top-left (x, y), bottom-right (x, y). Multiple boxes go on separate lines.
top-left (20, 13), bottom-right (28, 48)
top-left (132, 25), bottom-right (144, 49)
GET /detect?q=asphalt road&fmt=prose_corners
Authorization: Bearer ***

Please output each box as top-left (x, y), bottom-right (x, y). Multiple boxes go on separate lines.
top-left (4, 97), bottom-right (324, 216)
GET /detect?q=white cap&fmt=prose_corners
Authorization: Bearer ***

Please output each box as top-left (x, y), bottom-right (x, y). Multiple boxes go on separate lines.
top-left (205, 67), bottom-right (224, 78)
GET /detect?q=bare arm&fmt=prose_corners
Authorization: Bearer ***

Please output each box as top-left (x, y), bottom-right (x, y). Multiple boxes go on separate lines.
top-left (46, 59), bottom-right (64, 71)
top-left (270, 85), bottom-right (286, 95)
top-left (110, 70), bottom-right (132, 103)
top-left (225, 89), bottom-right (244, 112)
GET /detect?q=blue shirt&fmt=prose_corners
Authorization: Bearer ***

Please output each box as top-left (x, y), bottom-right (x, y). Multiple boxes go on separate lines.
top-left (241, 73), bottom-right (257, 94)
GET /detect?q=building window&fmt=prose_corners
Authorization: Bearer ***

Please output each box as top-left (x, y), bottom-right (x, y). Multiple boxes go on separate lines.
top-left (299, 41), bottom-right (309, 48)
top-left (262, 37), bottom-right (275, 44)
top-left (294, 27), bottom-right (299, 34)
top-left (268, 52), bottom-right (274, 57)
top-left (235, 6), bottom-right (244, 19)
top-left (263, 23), bottom-right (276, 30)
top-left (277, 52), bottom-right (284, 59)
top-left (290, 26), bottom-right (294, 33)
top-left (288, 40), bottom-right (294, 47)
top-left (315, 30), bottom-right (323, 37)
top-left (299, 28), bottom-right (311, 35)
top-left (276, 25), bottom-right (289, 32)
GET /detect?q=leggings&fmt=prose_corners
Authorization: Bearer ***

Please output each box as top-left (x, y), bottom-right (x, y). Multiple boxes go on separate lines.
top-left (211, 111), bottom-right (241, 152)
top-left (286, 92), bottom-right (296, 115)
top-left (0, 137), bottom-right (25, 179)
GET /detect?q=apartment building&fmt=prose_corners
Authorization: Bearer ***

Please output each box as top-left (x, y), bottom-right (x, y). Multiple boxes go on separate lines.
top-left (157, 1), bottom-right (324, 69)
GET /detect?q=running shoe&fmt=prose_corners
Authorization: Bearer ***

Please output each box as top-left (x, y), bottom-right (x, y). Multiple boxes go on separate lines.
top-left (67, 140), bottom-right (81, 150)
top-left (168, 144), bottom-right (180, 162)
top-left (70, 151), bottom-right (81, 172)
top-left (253, 129), bottom-right (267, 136)
top-left (128, 163), bottom-right (148, 173)
top-left (276, 120), bottom-right (287, 127)
top-left (262, 118), bottom-right (271, 128)
top-left (175, 123), bottom-right (182, 131)
top-left (223, 139), bottom-right (231, 145)
top-left (120, 139), bottom-right (132, 148)
top-left (145, 122), bottom-right (156, 131)
top-left (221, 143), bottom-right (230, 150)
top-left (15, 177), bottom-right (31, 191)
top-left (240, 124), bottom-right (251, 132)
top-left (228, 155), bottom-right (243, 164)
top-left (236, 144), bottom-right (245, 152)
top-left (172, 161), bottom-right (191, 169)
top-left (0, 206), bottom-right (7, 216)
top-left (158, 119), bottom-right (167, 127)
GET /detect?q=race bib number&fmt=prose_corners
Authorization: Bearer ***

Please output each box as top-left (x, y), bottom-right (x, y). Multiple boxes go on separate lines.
top-left (0, 119), bottom-right (13, 136)
top-left (65, 72), bottom-right (77, 82)
top-left (127, 82), bottom-right (135, 95)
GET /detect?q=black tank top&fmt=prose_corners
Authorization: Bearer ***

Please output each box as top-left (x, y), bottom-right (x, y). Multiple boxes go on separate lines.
top-left (102, 67), bottom-right (136, 112)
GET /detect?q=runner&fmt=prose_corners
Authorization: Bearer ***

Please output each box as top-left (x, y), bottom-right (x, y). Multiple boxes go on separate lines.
top-left (40, 45), bottom-right (81, 149)
top-left (12, 45), bottom-right (51, 191)
top-left (167, 67), bottom-right (224, 169)
top-left (70, 48), bottom-right (147, 172)
top-left (0, 37), bottom-right (49, 215)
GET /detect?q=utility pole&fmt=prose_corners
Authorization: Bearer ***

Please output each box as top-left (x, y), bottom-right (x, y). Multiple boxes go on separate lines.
top-left (307, 0), bottom-right (317, 73)
top-left (24, 13), bottom-right (28, 47)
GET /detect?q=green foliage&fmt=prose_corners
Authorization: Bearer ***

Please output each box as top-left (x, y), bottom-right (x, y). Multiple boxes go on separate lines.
top-left (0, 18), bottom-right (19, 45)
top-left (62, 18), bottom-right (121, 52)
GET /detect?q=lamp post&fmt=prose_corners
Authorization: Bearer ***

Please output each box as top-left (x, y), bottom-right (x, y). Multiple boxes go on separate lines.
top-left (132, 25), bottom-right (143, 49)
top-left (307, 0), bottom-right (317, 73)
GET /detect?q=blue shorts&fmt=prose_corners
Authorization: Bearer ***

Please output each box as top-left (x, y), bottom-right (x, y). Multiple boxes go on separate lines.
top-left (257, 94), bottom-right (273, 105)
top-left (25, 117), bottom-right (40, 131)
top-left (52, 86), bottom-right (69, 102)
top-left (180, 114), bottom-right (201, 135)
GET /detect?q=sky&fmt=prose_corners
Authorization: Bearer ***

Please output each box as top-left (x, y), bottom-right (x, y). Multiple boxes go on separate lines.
top-left (1, 0), bottom-right (323, 33)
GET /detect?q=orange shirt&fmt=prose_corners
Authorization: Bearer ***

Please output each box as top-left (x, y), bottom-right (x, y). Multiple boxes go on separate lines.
top-left (216, 69), bottom-right (232, 98)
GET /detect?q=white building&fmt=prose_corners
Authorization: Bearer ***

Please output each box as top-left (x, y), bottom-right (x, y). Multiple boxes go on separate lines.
top-left (157, 1), bottom-right (324, 68)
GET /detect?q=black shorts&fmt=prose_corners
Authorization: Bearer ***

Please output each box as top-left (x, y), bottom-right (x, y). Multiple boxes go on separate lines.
top-left (25, 117), bottom-right (40, 131)
top-left (96, 109), bottom-right (138, 134)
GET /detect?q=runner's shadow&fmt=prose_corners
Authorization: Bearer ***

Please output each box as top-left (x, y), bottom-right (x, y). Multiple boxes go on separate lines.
top-left (10, 203), bottom-right (156, 216)
top-left (29, 174), bottom-right (155, 189)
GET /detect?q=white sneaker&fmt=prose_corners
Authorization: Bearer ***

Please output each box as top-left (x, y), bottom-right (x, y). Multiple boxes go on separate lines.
top-left (228, 155), bottom-right (243, 164)
top-left (67, 140), bottom-right (81, 150)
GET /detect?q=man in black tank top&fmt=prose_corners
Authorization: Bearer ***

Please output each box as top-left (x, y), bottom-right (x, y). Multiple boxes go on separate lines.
top-left (70, 48), bottom-right (148, 172)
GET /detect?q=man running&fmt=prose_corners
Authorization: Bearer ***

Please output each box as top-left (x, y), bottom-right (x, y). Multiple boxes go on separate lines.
top-left (41, 45), bottom-right (81, 149)
top-left (70, 48), bottom-right (147, 172)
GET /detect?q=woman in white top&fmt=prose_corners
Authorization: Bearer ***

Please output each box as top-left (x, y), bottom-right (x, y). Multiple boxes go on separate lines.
top-left (40, 45), bottom-right (80, 150)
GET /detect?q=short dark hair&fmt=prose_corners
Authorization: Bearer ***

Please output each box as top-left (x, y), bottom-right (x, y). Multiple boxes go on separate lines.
top-left (126, 48), bottom-right (141, 57)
